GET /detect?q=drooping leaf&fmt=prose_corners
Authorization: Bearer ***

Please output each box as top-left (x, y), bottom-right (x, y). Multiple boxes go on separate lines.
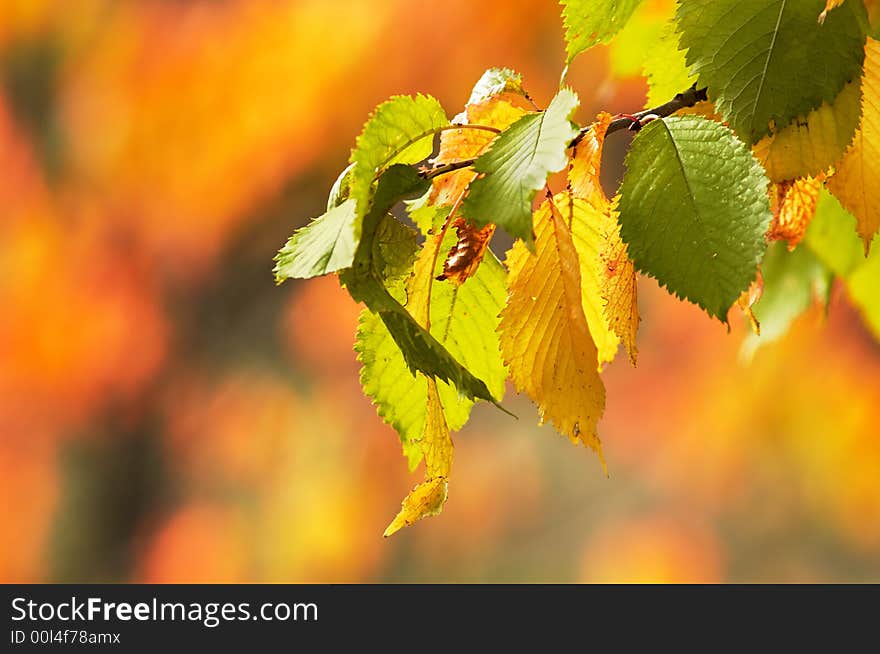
top-left (462, 88), bottom-right (581, 246)
top-left (570, 112), bottom-right (639, 366)
top-left (405, 230), bottom-right (508, 403)
top-left (676, 0), bottom-right (868, 144)
top-left (740, 242), bottom-right (832, 360)
top-left (356, 222), bottom-right (507, 466)
top-left (384, 378), bottom-right (453, 537)
top-left (349, 94), bottom-right (448, 224)
top-left (752, 79), bottom-right (863, 182)
top-left (767, 176), bottom-right (824, 250)
top-left (617, 116), bottom-right (772, 321)
top-left (561, 0), bottom-right (643, 66)
top-left (826, 38), bottom-right (880, 251)
top-left (273, 199), bottom-right (358, 283)
top-left (341, 164), bottom-right (496, 402)
top-left (499, 194), bottom-right (606, 461)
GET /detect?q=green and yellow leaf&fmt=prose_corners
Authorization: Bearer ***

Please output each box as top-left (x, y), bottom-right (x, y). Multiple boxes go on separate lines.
top-left (384, 379), bottom-right (453, 537)
top-left (752, 79), bottom-right (862, 182)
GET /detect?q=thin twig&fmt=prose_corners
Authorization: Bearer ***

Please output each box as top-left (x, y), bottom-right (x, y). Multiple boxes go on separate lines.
top-left (421, 84), bottom-right (709, 179)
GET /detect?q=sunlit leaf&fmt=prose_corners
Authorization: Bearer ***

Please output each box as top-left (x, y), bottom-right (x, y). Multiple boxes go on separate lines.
top-left (462, 88), bottom-right (580, 246)
top-left (561, 0), bottom-right (643, 66)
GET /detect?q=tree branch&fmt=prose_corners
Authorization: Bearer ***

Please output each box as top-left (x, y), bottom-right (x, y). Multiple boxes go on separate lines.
top-left (586, 84), bottom-right (709, 143)
top-left (421, 84), bottom-right (708, 180)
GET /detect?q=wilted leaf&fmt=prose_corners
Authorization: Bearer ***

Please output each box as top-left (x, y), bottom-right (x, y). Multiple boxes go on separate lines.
top-left (437, 220), bottom-right (497, 284)
top-left (768, 176), bottom-right (824, 250)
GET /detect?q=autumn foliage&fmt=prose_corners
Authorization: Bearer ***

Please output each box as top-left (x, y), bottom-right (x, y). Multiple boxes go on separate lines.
top-left (276, 0), bottom-right (880, 535)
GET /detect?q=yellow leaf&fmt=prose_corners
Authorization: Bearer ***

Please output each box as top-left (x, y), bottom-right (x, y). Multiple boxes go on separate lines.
top-left (819, 0), bottom-right (846, 23)
top-left (570, 112), bottom-right (613, 209)
top-left (827, 38), bottom-right (880, 252)
top-left (768, 176), bottom-right (824, 250)
top-left (570, 114), bottom-right (639, 366)
top-left (600, 205), bottom-right (640, 365)
top-left (384, 379), bottom-right (452, 537)
top-left (499, 194), bottom-right (606, 464)
top-left (753, 79), bottom-right (862, 182)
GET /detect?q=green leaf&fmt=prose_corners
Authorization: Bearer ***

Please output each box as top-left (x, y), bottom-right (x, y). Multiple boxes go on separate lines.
top-left (356, 229), bottom-right (507, 468)
top-left (273, 199), bottom-right (358, 283)
top-left (461, 88), bottom-right (580, 246)
top-left (805, 190), bottom-right (870, 277)
top-left (676, 0), bottom-right (868, 144)
top-left (644, 21), bottom-right (696, 108)
top-left (327, 162), bottom-right (355, 210)
top-left (467, 68), bottom-right (526, 106)
top-left (608, 3), bottom-right (669, 79)
top-left (740, 242), bottom-right (831, 360)
top-left (805, 190), bottom-right (880, 339)
top-left (617, 116), bottom-right (772, 320)
top-left (340, 164), bottom-right (496, 402)
top-left (405, 190), bottom-right (452, 236)
top-left (349, 94), bottom-right (448, 224)
top-left (561, 0), bottom-right (643, 66)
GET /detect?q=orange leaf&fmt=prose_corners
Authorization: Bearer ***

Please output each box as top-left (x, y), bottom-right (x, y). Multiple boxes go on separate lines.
top-left (768, 176), bottom-right (823, 250)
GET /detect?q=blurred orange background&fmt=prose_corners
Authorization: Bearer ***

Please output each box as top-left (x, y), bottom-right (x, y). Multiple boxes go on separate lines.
top-left (1, 0), bottom-right (879, 583)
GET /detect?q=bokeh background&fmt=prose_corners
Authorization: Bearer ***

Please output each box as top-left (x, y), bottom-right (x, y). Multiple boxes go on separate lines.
top-left (2, 0), bottom-right (879, 583)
